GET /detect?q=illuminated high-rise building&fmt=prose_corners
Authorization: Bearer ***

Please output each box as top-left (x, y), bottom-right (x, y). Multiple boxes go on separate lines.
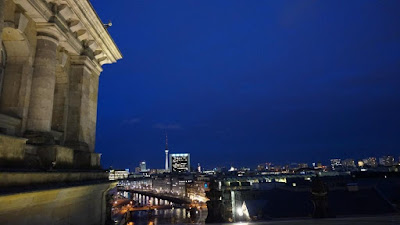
top-left (140, 161), bottom-right (147, 172)
top-left (170, 153), bottom-right (191, 173)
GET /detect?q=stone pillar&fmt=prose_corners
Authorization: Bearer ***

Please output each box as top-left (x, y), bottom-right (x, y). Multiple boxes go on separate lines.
top-left (25, 34), bottom-right (58, 144)
top-left (65, 56), bottom-right (101, 169)
top-left (51, 51), bottom-right (70, 144)
top-left (65, 56), bottom-right (98, 151)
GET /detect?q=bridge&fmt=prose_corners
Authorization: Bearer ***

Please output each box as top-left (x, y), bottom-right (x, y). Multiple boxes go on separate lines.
top-left (117, 187), bottom-right (192, 205)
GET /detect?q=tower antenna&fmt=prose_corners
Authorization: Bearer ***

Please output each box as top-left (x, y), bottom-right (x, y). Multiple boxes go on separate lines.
top-left (165, 131), bottom-right (168, 150)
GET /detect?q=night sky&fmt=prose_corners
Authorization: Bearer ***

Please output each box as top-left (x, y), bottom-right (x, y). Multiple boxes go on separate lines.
top-left (91, 1), bottom-right (400, 170)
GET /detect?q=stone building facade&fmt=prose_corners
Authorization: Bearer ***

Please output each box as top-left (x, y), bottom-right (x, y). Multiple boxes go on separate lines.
top-left (0, 0), bottom-right (121, 170)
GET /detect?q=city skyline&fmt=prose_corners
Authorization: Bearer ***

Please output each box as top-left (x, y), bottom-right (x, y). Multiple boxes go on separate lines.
top-left (92, 0), bottom-right (400, 169)
top-left (126, 143), bottom-right (399, 171)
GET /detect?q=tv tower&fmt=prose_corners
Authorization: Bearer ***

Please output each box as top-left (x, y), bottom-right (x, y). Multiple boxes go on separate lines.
top-left (165, 133), bottom-right (169, 171)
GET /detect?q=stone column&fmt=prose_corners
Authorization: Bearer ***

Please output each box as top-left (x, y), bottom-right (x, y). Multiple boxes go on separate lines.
top-left (25, 34), bottom-right (58, 144)
top-left (51, 51), bottom-right (70, 144)
top-left (65, 56), bottom-right (99, 152)
top-left (65, 56), bottom-right (102, 169)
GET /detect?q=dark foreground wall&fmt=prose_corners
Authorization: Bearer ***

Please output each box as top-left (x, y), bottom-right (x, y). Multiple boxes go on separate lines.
top-left (0, 182), bottom-right (116, 225)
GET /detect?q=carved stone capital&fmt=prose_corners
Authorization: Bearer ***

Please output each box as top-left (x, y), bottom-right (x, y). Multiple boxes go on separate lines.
top-left (37, 33), bottom-right (59, 45)
top-left (36, 23), bottom-right (62, 45)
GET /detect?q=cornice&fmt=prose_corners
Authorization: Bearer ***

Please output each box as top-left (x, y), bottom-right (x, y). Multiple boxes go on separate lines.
top-left (13, 0), bottom-right (122, 67)
top-left (14, 0), bottom-right (52, 22)
top-left (64, 0), bottom-right (122, 64)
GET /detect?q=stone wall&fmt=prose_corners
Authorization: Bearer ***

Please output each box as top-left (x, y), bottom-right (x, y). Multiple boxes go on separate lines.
top-left (37, 145), bottom-right (74, 169)
top-left (0, 134), bottom-right (26, 167)
top-left (0, 171), bottom-right (108, 188)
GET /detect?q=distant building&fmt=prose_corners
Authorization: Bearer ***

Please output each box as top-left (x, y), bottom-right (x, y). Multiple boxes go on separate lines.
top-left (156, 169), bottom-right (168, 174)
top-left (240, 167), bottom-right (251, 172)
top-left (148, 169), bottom-right (168, 175)
top-left (313, 162), bottom-right (323, 169)
top-left (109, 169), bottom-right (130, 180)
top-left (135, 167), bottom-right (141, 173)
top-left (229, 166), bottom-right (238, 172)
top-left (342, 159), bottom-right (356, 168)
top-left (298, 163), bottom-right (308, 169)
top-left (203, 170), bottom-right (216, 175)
top-left (257, 164), bottom-right (266, 171)
top-left (362, 157), bottom-right (377, 167)
top-left (140, 161), bottom-right (148, 172)
top-left (330, 159), bottom-right (342, 170)
top-left (289, 163), bottom-right (299, 170)
top-left (379, 156), bottom-right (395, 166)
top-left (238, 167), bottom-right (251, 176)
top-left (265, 163), bottom-right (274, 170)
top-left (171, 176), bottom-right (188, 195)
top-left (274, 165), bottom-right (282, 172)
top-left (186, 179), bottom-right (209, 202)
top-left (152, 175), bottom-right (171, 192)
top-left (170, 153), bottom-right (191, 173)
top-left (151, 173), bottom-right (194, 197)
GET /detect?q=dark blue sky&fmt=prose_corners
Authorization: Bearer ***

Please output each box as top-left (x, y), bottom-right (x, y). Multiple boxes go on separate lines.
top-left (91, 1), bottom-right (400, 170)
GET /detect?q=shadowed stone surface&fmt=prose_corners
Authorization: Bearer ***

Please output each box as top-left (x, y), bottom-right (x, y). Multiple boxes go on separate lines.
top-left (0, 182), bottom-right (116, 225)
top-left (0, 134), bottom-right (26, 167)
